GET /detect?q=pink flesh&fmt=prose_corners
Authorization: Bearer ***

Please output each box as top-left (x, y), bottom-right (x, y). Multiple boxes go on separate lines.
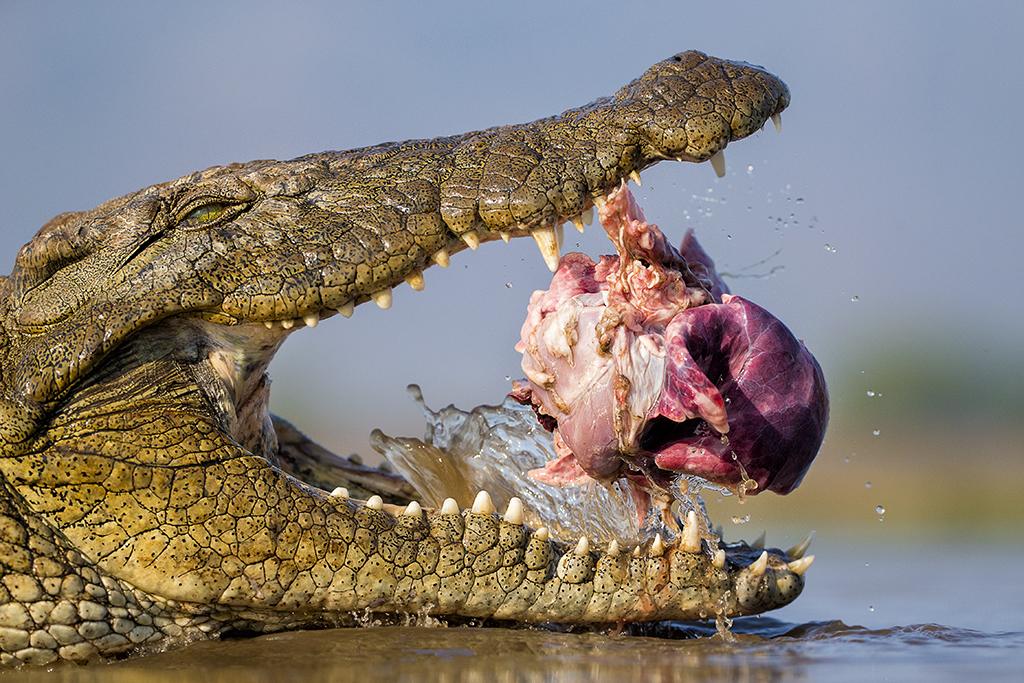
top-left (514, 184), bottom-right (828, 495)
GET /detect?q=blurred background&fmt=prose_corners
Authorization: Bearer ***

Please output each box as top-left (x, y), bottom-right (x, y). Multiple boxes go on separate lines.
top-left (2, 0), bottom-right (1022, 631)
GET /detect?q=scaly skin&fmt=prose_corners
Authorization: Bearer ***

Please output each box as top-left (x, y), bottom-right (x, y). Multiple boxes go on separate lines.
top-left (0, 51), bottom-right (808, 667)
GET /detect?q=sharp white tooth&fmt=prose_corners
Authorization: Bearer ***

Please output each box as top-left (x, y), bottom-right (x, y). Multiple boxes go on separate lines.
top-left (555, 223), bottom-right (565, 248)
top-left (503, 497), bottom-right (524, 525)
top-left (751, 531), bottom-right (766, 550)
top-left (303, 313), bottom-right (320, 328)
top-left (330, 487), bottom-right (349, 499)
top-left (594, 196), bottom-right (606, 210)
top-left (432, 249), bottom-right (450, 268)
top-left (499, 231), bottom-right (511, 243)
top-left (534, 527), bottom-right (549, 542)
top-left (632, 545), bottom-right (642, 558)
top-left (748, 550), bottom-right (769, 577)
top-left (372, 288), bottom-right (393, 310)
top-left (440, 497), bottom-right (460, 515)
top-left (530, 226), bottom-right (560, 272)
top-left (582, 207), bottom-right (594, 225)
top-left (787, 555), bottom-right (815, 576)
top-left (462, 231), bottom-right (480, 250)
top-left (471, 490), bottom-right (495, 515)
top-left (629, 170), bottom-right (642, 186)
top-left (682, 510), bottom-right (701, 553)
top-left (771, 113), bottom-right (782, 133)
top-left (786, 532), bottom-right (815, 560)
top-left (607, 540), bottom-right (620, 557)
top-left (787, 533), bottom-right (814, 559)
top-left (263, 322), bottom-right (275, 330)
top-left (281, 319), bottom-right (295, 330)
top-left (336, 302), bottom-right (354, 318)
top-left (713, 549), bottom-right (726, 569)
top-left (710, 150), bottom-right (726, 178)
top-left (366, 495), bottom-right (383, 511)
top-left (405, 272), bottom-right (425, 291)
top-left (571, 216), bottom-right (585, 233)
top-left (403, 500), bottom-right (423, 518)
top-left (650, 534), bottom-right (665, 557)
top-left (574, 535), bottom-right (590, 556)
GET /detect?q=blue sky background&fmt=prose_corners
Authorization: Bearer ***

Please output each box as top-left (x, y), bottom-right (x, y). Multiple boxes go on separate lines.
top-left (2, 1), bottom-right (1022, 455)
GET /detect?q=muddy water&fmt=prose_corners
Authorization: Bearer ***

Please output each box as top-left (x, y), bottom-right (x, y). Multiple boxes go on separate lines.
top-left (7, 540), bottom-right (1022, 682)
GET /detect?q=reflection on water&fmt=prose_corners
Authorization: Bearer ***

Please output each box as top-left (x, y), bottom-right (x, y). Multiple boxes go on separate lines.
top-left (8, 621), bottom-right (1022, 683)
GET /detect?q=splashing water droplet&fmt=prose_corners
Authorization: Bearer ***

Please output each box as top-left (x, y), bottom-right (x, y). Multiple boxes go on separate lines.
top-left (731, 515), bottom-right (750, 525)
top-left (746, 164), bottom-right (754, 175)
top-left (824, 243), bottom-right (838, 254)
top-left (505, 282), bottom-right (513, 289)
top-left (872, 429), bottom-right (881, 437)
top-left (865, 481), bottom-right (873, 489)
top-left (866, 390), bottom-right (876, 397)
top-left (875, 504), bottom-right (886, 515)
top-left (850, 295), bottom-right (860, 302)
top-left (869, 605), bottom-right (876, 613)
top-left (504, 375), bottom-right (512, 382)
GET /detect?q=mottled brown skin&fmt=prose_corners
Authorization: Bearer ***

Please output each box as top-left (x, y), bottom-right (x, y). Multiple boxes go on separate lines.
top-left (0, 51), bottom-right (802, 666)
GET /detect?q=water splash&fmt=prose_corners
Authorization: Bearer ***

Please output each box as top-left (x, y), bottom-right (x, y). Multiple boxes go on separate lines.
top-left (370, 385), bottom-right (709, 543)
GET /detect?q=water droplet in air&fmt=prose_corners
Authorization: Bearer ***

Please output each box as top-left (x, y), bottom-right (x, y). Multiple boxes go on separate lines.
top-left (824, 243), bottom-right (838, 254)
top-left (875, 505), bottom-right (886, 515)
top-left (872, 429), bottom-right (881, 437)
top-left (504, 375), bottom-right (511, 382)
top-left (504, 282), bottom-right (513, 289)
top-left (866, 390), bottom-right (876, 397)
top-left (731, 515), bottom-right (750, 525)
top-left (865, 481), bottom-right (873, 489)
top-left (746, 164), bottom-right (754, 175)
top-left (795, 197), bottom-right (805, 203)
top-left (850, 295), bottom-right (860, 302)
top-left (869, 605), bottom-right (875, 612)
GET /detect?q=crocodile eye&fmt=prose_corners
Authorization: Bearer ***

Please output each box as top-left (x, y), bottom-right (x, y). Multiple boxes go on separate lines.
top-left (183, 203), bottom-right (230, 225)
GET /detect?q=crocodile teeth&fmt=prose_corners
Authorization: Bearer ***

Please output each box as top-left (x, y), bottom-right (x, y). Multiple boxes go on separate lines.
top-left (403, 500), bottom-right (423, 518)
top-left (582, 206), bottom-right (594, 225)
top-left (405, 272), bottom-right (425, 291)
top-left (366, 495), bottom-right (383, 511)
top-left (531, 226), bottom-right (560, 272)
top-left (372, 289), bottom-right (393, 310)
top-left (748, 550), bottom-right (769, 577)
top-left (330, 487), bottom-right (349, 499)
top-left (499, 231), bottom-right (511, 243)
top-left (751, 531), bottom-right (766, 550)
top-left (462, 231), bottom-right (480, 250)
top-left (263, 322), bottom-right (274, 330)
top-left (440, 497), bottom-right (459, 515)
top-left (681, 510), bottom-right (701, 553)
top-left (710, 150), bottom-right (726, 178)
top-left (336, 302), bottom-right (354, 318)
top-left (787, 532), bottom-right (815, 560)
top-left (303, 313), bottom-right (320, 328)
top-left (281, 319), bottom-right (295, 330)
top-left (713, 549), bottom-right (726, 569)
top-left (629, 170), bottom-right (642, 187)
top-left (432, 248), bottom-right (450, 268)
top-left (571, 216), bottom-right (585, 233)
top-left (607, 540), bottom-right (620, 557)
top-left (503, 497), bottom-right (524, 525)
top-left (787, 555), bottom-right (815, 576)
top-left (574, 535), bottom-right (590, 556)
top-left (534, 526), bottom-right (549, 541)
top-left (472, 490), bottom-right (495, 515)
top-left (555, 224), bottom-right (564, 249)
top-left (650, 533), bottom-right (665, 557)
top-left (772, 113), bottom-right (782, 133)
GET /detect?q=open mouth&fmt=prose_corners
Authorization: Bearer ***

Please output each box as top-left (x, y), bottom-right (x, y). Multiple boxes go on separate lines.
top-left (2, 51), bottom-right (823, 644)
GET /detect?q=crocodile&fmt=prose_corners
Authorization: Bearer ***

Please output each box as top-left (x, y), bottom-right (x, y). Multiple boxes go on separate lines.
top-left (0, 50), bottom-right (815, 667)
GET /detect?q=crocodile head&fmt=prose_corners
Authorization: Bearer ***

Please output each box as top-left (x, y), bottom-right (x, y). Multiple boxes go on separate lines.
top-left (0, 51), bottom-right (816, 666)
